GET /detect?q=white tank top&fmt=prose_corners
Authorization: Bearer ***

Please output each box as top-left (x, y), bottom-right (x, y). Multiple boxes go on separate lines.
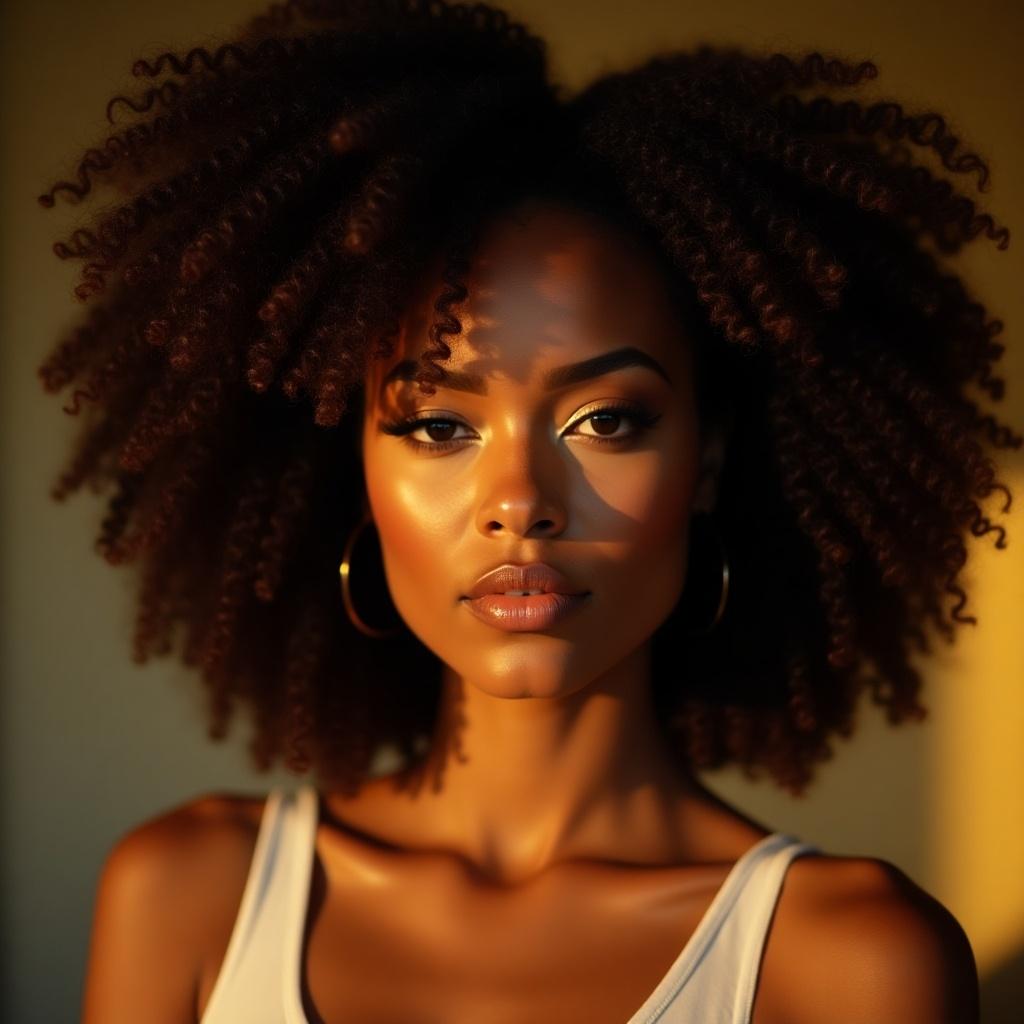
top-left (199, 785), bottom-right (820, 1024)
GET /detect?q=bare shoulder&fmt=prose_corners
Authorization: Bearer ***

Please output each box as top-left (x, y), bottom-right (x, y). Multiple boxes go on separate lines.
top-left (108, 789), bottom-right (263, 858)
top-left (82, 790), bottom-right (268, 1024)
top-left (98, 790), bottom-right (267, 920)
top-left (765, 852), bottom-right (980, 1024)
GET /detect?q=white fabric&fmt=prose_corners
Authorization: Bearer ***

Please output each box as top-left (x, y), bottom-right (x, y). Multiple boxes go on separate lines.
top-left (200, 784), bottom-right (820, 1023)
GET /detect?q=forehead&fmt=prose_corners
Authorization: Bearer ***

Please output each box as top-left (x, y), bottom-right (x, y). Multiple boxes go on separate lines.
top-left (367, 198), bottom-right (692, 398)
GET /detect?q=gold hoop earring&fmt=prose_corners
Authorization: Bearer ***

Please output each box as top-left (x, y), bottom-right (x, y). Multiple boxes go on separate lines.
top-left (683, 510), bottom-right (730, 637)
top-left (339, 514), bottom-right (403, 639)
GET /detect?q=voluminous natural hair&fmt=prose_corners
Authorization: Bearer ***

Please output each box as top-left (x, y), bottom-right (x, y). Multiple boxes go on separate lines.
top-left (37, 0), bottom-right (1019, 796)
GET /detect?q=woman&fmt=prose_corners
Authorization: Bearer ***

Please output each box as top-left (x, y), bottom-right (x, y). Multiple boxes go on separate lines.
top-left (36, 1), bottom-right (1014, 1021)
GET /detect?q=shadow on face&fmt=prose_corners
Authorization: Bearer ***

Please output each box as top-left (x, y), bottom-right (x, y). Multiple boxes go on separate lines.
top-left (357, 196), bottom-right (728, 701)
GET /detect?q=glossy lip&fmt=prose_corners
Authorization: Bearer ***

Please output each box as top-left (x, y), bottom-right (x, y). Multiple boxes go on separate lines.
top-left (461, 591), bottom-right (591, 632)
top-left (463, 561), bottom-right (588, 601)
top-left (460, 561), bottom-right (591, 633)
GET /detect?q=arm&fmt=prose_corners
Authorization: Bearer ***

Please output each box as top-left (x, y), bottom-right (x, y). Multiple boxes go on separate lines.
top-left (786, 858), bottom-right (980, 1024)
top-left (80, 793), bottom-right (253, 1024)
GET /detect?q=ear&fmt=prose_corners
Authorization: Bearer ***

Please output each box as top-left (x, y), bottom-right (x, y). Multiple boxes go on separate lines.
top-left (691, 407), bottom-right (733, 514)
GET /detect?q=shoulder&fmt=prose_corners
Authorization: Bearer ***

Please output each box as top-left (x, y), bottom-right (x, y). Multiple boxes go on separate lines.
top-left (97, 790), bottom-right (267, 910)
top-left (768, 853), bottom-right (979, 1024)
top-left (82, 790), bottom-right (269, 1023)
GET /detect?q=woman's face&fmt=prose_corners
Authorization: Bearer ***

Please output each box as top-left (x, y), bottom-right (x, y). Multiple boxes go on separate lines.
top-left (360, 197), bottom-right (714, 699)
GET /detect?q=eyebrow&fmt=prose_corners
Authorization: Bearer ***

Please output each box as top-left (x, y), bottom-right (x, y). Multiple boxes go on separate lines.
top-left (381, 345), bottom-right (672, 395)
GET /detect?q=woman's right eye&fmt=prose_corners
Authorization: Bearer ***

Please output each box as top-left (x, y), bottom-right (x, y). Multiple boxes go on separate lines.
top-left (379, 415), bottom-right (472, 453)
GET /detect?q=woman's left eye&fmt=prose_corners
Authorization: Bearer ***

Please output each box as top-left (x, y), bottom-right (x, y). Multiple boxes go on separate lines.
top-left (380, 403), bottom-right (661, 452)
top-left (569, 405), bottom-right (662, 444)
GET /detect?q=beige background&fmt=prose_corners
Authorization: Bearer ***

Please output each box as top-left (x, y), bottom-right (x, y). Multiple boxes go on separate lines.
top-left (2, 0), bottom-right (1021, 1020)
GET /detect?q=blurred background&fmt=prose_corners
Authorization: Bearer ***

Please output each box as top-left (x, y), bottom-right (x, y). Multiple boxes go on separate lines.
top-left (2, 0), bottom-right (1021, 1020)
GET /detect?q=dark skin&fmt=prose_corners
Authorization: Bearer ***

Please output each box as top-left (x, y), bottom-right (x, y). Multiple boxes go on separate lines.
top-left (80, 198), bottom-right (980, 1024)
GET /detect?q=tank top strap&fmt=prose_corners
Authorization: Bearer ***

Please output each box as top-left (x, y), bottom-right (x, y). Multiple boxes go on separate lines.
top-left (730, 835), bottom-right (822, 1023)
top-left (282, 784), bottom-right (321, 1024)
top-left (194, 784), bottom-right (337, 1024)
top-left (629, 832), bottom-right (821, 1024)
top-left (200, 785), bottom-right (297, 1023)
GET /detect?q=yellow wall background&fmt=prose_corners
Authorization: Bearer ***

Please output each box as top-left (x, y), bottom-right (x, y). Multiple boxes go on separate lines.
top-left (2, 0), bottom-right (1021, 1020)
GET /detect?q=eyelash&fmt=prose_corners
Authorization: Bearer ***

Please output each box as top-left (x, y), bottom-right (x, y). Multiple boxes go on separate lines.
top-left (379, 401), bottom-right (662, 453)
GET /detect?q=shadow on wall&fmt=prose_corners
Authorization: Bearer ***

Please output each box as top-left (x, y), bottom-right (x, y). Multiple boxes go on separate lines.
top-left (981, 941), bottom-right (1024, 1023)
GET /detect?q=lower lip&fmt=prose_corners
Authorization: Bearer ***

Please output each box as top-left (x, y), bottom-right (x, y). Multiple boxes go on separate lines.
top-left (461, 592), bottom-right (590, 632)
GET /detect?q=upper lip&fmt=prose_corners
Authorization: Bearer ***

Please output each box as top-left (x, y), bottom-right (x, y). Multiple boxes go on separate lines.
top-left (464, 562), bottom-right (589, 600)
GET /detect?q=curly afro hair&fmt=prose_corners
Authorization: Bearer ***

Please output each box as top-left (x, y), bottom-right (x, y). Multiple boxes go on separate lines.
top-left (36, 0), bottom-right (1020, 797)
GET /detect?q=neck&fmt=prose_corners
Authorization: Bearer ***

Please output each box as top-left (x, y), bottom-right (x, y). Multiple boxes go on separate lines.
top-left (396, 640), bottom-right (708, 885)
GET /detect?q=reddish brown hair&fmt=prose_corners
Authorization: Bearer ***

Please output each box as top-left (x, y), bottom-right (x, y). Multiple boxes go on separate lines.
top-left (37, 0), bottom-right (1019, 795)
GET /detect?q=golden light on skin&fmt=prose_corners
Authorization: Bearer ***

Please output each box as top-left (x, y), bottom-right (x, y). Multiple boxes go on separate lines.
top-left (359, 198), bottom-right (718, 704)
top-left (352, 197), bottom-right (734, 878)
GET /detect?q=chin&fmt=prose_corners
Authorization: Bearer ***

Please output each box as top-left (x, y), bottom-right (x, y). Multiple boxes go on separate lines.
top-left (455, 655), bottom-right (596, 699)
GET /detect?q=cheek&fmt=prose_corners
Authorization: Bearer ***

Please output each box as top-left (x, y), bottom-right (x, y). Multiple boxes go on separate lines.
top-left (577, 430), bottom-right (699, 633)
top-left (581, 431), bottom-right (697, 553)
top-left (363, 451), bottom-right (463, 613)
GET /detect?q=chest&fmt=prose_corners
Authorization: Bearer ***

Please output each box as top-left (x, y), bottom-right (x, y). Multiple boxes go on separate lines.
top-left (287, 854), bottom-right (793, 1024)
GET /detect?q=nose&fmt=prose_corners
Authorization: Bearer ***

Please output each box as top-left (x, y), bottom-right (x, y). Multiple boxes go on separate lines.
top-left (476, 482), bottom-right (567, 540)
top-left (477, 485), bottom-right (569, 536)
